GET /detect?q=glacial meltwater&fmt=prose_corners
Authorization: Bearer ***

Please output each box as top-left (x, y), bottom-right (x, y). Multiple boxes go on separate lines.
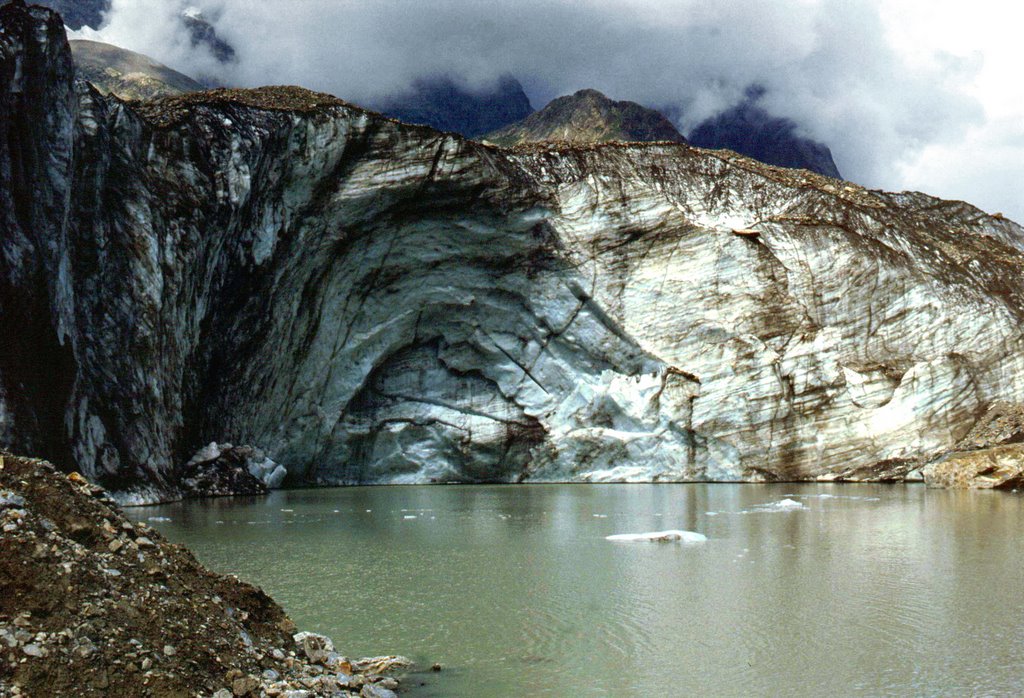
top-left (128, 484), bottom-right (1024, 696)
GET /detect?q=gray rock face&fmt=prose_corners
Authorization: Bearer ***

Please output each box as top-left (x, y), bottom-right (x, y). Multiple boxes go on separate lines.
top-left (3, 5), bottom-right (1024, 499)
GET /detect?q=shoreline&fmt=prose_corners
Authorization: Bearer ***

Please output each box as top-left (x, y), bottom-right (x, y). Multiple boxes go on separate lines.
top-left (0, 453), bottom-right (415, 697)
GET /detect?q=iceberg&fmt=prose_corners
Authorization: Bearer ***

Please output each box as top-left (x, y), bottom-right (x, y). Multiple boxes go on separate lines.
top-left (768, 498), bottom-right (806, 509)
top-left (605, 530), bottom-right (707, 543)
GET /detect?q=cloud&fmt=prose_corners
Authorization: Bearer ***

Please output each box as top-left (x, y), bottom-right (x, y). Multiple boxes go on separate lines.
top-left (70, 0), bottom-right (1022, 222)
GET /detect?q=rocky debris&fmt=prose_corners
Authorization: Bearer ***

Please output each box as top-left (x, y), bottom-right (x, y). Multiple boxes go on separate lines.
top-left (922, 444), bottom-right (1024, 489)
top-left (0, 452), bottom-right (411, 696)
top-left (952, 401), bottom-right (1024, 450)
top-left (916, 402), bottom-right (1024, 489)
top-left (184, 443), bottom-right (288, 497)
top-left (132, 85), bottom-right (351, 128)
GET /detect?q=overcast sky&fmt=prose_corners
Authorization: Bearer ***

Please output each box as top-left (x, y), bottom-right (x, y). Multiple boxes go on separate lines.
top-left (72, 0), bottom-right (1024, 222)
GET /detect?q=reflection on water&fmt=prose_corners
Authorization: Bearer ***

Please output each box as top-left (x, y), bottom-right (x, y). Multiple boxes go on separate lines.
top-left (129, 484), bottom-right (1024, 697)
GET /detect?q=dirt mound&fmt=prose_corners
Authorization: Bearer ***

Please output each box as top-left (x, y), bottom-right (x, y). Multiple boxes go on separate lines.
top-left (0, 452), bottom-right (409, 697)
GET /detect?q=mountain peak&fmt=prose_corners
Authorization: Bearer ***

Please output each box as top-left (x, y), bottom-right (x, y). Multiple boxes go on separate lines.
top-left (377, 75), bottom-right (534, 138)
top-left (689, 86), bottom-right (841, 179)
top-left (484, 88), bottom-right (686, 147)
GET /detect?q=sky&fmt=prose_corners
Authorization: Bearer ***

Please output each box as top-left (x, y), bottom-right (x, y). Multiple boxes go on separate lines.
top-left (71, 0), bottom-right (1024, 222)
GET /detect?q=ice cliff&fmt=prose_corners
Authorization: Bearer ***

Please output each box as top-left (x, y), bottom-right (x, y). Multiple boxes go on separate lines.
top-left (3, 3), bottom-right (1024, 500)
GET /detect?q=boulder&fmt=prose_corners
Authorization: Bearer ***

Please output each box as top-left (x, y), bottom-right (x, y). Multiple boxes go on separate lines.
top-left (293, 632), bottom-right (334, 664)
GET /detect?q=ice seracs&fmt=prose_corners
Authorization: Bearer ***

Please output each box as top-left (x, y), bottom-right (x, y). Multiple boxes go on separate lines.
top-left (3, 4), bottom-right (1024, 498)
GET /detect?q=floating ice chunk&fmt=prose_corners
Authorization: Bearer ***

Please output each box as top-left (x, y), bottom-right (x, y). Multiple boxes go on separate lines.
top-left (280, 509), bottom-right (294, 513)
top-left (592, 514), bottom-right (608, 518)
top-left (767, 498), bottom-right (806, 510)
top-left (740, 498), bottom-right (809, 514)
top-left (606, 530), bottom-right (707, 543)
top-left (403, 515), bottom-right (417, 520)
top-left (147, 516), bottom-right (171, 522)
top-left (705, 511), bottom-right (718, 516)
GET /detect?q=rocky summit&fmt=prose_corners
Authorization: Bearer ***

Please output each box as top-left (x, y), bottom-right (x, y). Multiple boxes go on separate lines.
top-left (688, 86), bottom-right (842, 179)
top-left (2, 3), bottom-right (1024, 501)
top-left (377, 75), bottom-right (534, 139)
top-left (485, 88), bottom-right (686, 146)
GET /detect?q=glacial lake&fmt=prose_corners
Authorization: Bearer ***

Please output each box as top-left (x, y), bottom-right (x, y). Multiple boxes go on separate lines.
top-left (128, 483), bottom-right (1024, 696)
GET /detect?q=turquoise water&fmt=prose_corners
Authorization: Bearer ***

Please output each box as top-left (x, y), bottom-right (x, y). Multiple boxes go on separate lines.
top-left (129, 483), bottom-right (1024, 696)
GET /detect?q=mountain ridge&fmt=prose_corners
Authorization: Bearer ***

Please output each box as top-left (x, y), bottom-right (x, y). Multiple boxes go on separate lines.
top-left (69, 39), bottom-right (203, 100)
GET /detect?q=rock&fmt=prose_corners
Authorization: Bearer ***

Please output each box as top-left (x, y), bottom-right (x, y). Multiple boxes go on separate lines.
top-left (22, 644), bottom-right (44, 657)
top-left (431, 662), bottom-right (443, 672)
top-left (232, 675), bottom-right (260, 696)
top-left (361, 685), bottom-right (399, 698)
top-left (180, 444), bottom-right (270, 499)
top-left (66, 473), bottom-right (89, 487)
top-left (135, 537), bottom-right (155, 548)
top-left (212, 690), bottom-right (232, 698)
top-left (923, 444), bottom-right (1024, 489)
top-left (163, 644), bottom-right (176, 656)
top-left (352, 656), bottom-right (414, 674)
top-left (0, 491), bottom-right (26, 509)
top-left (293, 632), bottom-right (334, 664)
